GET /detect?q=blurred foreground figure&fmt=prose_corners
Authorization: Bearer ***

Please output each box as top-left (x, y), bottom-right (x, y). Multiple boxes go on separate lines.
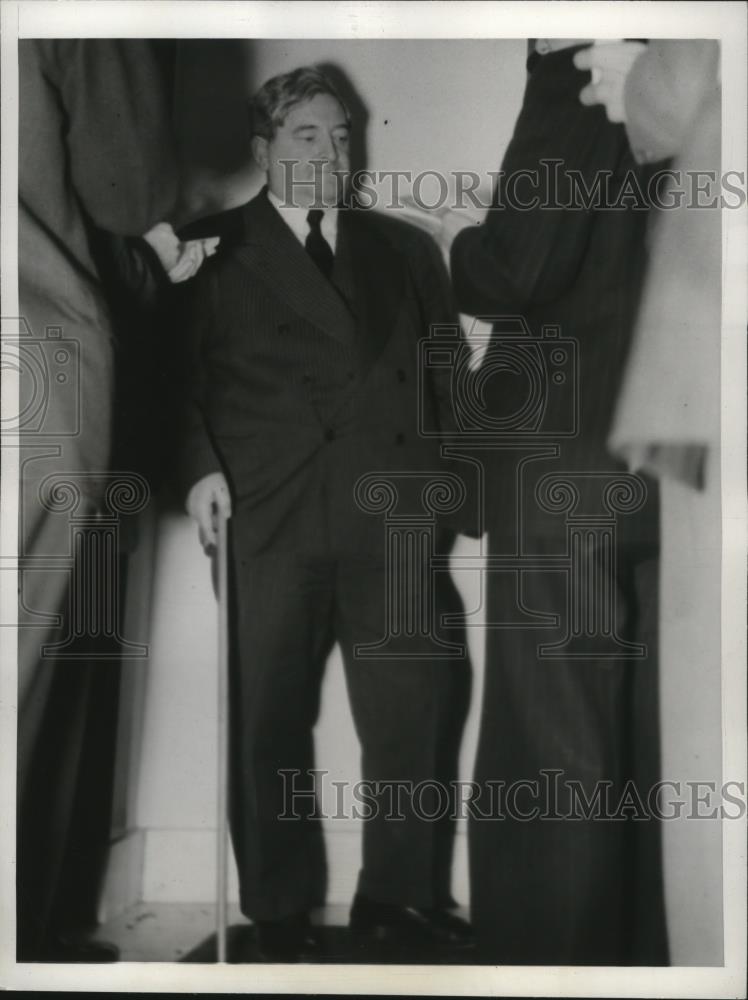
top-left (16, 39), bottom-right (179, 961)
top-left (600, 40), bottom-right (723, 966)
top-left (450, 40), bottom-right (667, 964)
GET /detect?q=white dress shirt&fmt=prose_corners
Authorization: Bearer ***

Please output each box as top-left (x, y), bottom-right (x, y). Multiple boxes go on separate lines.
top-left (267, 188), bottom-right (338, 253)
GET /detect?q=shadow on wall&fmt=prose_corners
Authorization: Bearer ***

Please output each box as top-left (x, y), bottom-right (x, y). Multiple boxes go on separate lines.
top-left (316, 61), bottom-right (370, 179)
top-left (172, 51), bottom-right (375, 224)
top-left (173, 39), bottom-right (257, 223)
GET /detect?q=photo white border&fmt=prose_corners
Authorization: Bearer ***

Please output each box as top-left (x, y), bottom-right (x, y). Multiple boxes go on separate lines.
top-left (1, 1), bottom-right (745, 995)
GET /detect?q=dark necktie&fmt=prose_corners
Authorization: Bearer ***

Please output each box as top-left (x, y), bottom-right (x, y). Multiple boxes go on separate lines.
top-left (305, 209), bottom-right (334, 280)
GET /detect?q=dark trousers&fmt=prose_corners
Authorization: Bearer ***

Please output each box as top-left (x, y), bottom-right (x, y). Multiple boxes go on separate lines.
top-left (469, 539), bottom-right (668, 965)
top-left (227, 525), bottom-right (470, 922)
top-left (17, 620), bottom-right (121, 960)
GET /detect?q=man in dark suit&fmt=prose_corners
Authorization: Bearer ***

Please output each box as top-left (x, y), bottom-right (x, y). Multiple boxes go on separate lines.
top-left (179, 66), bottom-right (473, 961)
top-left (449, 41), bottom-right (667, 964)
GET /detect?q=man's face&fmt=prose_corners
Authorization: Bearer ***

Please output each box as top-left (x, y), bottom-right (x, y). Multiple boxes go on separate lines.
top-left (253, 92), bottom-right (351, 209)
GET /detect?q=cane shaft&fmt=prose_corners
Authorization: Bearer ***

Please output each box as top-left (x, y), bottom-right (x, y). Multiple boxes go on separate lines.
top-left (216, 512), bottom-right (230, 962)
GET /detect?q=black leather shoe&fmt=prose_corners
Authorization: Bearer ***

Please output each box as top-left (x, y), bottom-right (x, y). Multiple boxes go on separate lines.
top-left (255, 912), bottom-right (320, 962)
top-left (415, 906), bottom-right (474, 948)
top-left (349, 894), bottom-right (474, 953)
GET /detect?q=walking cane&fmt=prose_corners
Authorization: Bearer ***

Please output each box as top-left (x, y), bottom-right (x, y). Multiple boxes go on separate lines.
top-left (215, 506), bottom-right (230, 963)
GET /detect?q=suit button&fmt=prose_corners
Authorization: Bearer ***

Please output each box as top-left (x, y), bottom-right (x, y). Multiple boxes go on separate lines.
top-left (325, 428), bottom-right (336, 442)
top-left (397, 369), bottom-right (406, 382)
top-left (278, 323), bottom-right (290, 334)
top-left (395, 432), bottom-right (405, 445)
top-left (302, 373), bottom-right (312, 383)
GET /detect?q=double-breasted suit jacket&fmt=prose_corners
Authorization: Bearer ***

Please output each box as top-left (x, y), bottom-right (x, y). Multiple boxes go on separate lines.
top-left (178, 189), bottom-right (472, 922)
top-left (179, 189), bottom-right (469, 555)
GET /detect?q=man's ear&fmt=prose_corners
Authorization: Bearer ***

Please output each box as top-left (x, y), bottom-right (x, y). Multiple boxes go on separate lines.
top-left (251, 135), bottom-right (269, 170)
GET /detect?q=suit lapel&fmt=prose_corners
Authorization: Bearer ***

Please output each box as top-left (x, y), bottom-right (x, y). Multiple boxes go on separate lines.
top-left (329, 214), bottom-right (357, 314)
top-left (233, 193), bottom-right (408, 367)
top-left (337, 208), bottom-right (406, 370)
top-left (235, 192), bottom-right (357, 348)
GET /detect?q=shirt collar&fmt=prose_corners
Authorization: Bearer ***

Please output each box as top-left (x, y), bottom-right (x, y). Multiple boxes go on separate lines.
top-left (267, 188), bottom-right (338, 251)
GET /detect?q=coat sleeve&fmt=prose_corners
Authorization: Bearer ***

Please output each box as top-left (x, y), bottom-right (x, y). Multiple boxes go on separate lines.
top-left (405, 228), bottom-right (463, 437)
top-left (450, 47), bottom-right (634, 316)
top-left (88, 230), bottom-right (170, 319)
top-left (42, 39), bottom-right (178, 235)
top-left (172, 265), bottom-right (226, 503)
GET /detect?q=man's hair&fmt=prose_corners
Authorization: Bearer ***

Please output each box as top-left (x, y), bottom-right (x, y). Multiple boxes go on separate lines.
top-left (249, 66), bottom-right (350, 140)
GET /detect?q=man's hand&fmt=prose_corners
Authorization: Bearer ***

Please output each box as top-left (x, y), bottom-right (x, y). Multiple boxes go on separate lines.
top-left (186, 471), bottom-right (232, 555)
top-left (574, 41), bottom-right (647, 123)
top-left (143, 222), bottom-right (220, 283)
top-left (436, 206), bottom-right (482, 258)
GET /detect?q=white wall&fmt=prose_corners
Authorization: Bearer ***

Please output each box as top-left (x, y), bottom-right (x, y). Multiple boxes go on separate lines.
top-left (191, 39), bottom-right (526, 212)
top-left (247, 39), bottom-right (525, 201)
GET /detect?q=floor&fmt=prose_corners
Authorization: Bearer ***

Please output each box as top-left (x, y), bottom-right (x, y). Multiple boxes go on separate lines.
top-left (91, 901), bottom-right (247, 962)
top-left (91, 901), bottom-right (476, 964)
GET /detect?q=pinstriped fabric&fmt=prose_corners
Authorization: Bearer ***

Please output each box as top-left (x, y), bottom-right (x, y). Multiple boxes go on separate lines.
top-left (452, 45), bottom-right (635, 313)
top-left (178, 195), bottom-right (474, 926)
top-left (177, 188), bottom-right (469, 554)
top-left (234, 198), bottom-right (358, 350)
top-left (450, 44), bottom-right (658, 542)
top-left (453, 45), bottom-right (667, 965)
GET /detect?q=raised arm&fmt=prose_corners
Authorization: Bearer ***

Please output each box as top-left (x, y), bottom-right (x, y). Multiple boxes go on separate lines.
top-left (450, 45), bottom-right (634, 316)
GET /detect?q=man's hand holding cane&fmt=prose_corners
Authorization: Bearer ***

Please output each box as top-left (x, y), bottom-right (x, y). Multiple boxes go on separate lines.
top-left (186, 471), bottom-right (232, 555)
